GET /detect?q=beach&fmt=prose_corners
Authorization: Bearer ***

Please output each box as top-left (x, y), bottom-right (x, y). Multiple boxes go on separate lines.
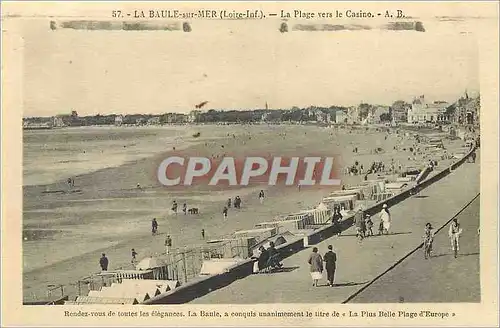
top-left (22, 124), bottom-right (466, 301)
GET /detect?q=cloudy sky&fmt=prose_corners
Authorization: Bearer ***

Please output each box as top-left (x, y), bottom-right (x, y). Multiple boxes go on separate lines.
top-left (22, 17), bottom-right (480, 117)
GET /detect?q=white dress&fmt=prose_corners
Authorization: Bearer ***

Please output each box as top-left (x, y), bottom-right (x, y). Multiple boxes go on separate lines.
top-left (380, 210), bottom-right (391, 230)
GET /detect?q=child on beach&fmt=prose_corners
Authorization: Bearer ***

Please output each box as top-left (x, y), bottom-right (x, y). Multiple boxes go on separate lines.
top-left (259, 190), bottom-right (265, 204)
top-left (222, 206), bottom-right (228, 220)
top-left (365, 214), bottom-right (374, 237)
top-left (182, 203), bottom-right (187, 215)
top-left (172, 201), bottom-right (178, 214)
top-left (378, 220), bottom-right (384, 235)
top-left (131, 248), bottom-right (138, 264)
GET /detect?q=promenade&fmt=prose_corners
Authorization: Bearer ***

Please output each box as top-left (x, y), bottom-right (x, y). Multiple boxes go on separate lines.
top-left (190, 156), bottom-right (480, 304)
top-left (350, 196), bottom-right (480, 303)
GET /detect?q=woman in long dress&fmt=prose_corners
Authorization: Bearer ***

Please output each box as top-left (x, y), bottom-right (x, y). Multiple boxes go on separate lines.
top-left (379, 204), bottom-right (391, 234)
top-left (308, 247), bottom-right (323, 287)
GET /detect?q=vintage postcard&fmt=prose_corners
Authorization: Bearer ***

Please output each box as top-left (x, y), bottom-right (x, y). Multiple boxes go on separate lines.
top-left (1, 1), bottom-right (499, 327)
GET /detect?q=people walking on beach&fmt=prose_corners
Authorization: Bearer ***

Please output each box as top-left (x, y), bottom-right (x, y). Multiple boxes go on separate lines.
top-left (227, 198), bottom-right (232, 208)
top-left (151, 218), bottom-right (158, 235)
top-left (171, 201), bottom-right (178, 214)
top-left (354, 208), bottom-right (365, 241)
top-left (131, 248), bottom-right (138, 264)
top-left (308, 247), bottom-right (323, 287)
top-left (259, 190), bottom-right (265, 204)
top-left (182, 203), bottom-right (187, 215)
top-left (423, 223), bottom-right (435, 259)
top-left (234, 196), bottom-right (242, 209)
top-left (365, 214), bottom-right (374, 237)
top-left (99, 253), bottom-right (108, 271)
top-left (448, 218), bottom-right (462, 258)
top-left (222, 206), bottom-right (228, 220)
top-left (323, 245), bottom-right (337, 287)
top-left (201, 229), bottom-right (205, 239)
top-left (379, 204), bottom-right (391, 235)
top-left (164, 235), bottom-right (172, 255)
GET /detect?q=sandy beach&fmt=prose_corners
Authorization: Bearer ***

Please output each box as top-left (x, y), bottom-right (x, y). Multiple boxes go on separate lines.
top-left (22, 124), bottom-right (466, 301)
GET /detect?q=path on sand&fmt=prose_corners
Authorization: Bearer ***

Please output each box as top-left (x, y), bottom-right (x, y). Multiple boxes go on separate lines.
top-left (190, 155), bottom-right (479, 304)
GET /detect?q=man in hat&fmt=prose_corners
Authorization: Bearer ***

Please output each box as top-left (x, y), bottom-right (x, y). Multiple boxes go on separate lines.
top-left (99, 253), bottom-right (108, 271)
top-left (379, 204), bottom-right (391, 235)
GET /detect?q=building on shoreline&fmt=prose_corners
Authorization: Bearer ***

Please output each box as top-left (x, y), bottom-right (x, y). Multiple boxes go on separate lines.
top-left (452, 92), bottom-right (480, 126)
top-left (114, 115), bottom-right (123, 126)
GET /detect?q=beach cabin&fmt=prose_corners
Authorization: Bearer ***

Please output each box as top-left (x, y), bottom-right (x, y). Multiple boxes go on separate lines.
top-left (98, 289), bottom-right (151, 303)
top-left (204, 237), bottom-right (256, 259)
top-left (428, 138), bottom-right (445, 149)
top-left (367, 180), bottom-right (395, 202)
top-left (329, 188), bottom-right (364, 200)
top-left (234, 227), bottom-right (277, 240)
top-left (402, 167), bottom-right (421, 180)
top-left (301, 208), bottom-right (331, 225)
top-left (199, 258), bottom-right (245, 276)
top-left (321, 194), bottom-right (357, 212)
top-left (117, 279), bottom-right (180, 294)
top-left (384, 182), bottom-right (408, 195)
top-left (256, 218), bottom-right (306, 232)
top-left (275, 207), bottom-right (331, 226)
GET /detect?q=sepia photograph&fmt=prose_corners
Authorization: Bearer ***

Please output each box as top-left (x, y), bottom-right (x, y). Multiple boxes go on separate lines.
top-left (1, 1), bottom-right (499, 327)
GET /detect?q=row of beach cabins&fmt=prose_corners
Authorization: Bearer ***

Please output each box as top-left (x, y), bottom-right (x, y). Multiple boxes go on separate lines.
top-left (61, 163), bottom-right (431, 305)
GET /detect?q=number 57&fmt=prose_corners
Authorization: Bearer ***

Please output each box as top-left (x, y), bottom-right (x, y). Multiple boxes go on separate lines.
top-left (112, 10), bottom-right (122, 18)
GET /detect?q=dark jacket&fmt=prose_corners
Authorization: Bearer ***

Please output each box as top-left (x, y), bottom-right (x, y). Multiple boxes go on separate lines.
top-left (100, 256), bottom-right (108, 270)
top-left (257, 249), bottom-right (269, 270)
top-left (323, 251), bottom-right (337, 268)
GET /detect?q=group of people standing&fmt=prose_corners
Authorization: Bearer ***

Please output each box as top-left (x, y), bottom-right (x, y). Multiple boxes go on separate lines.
top-left (353, 204), bottom-right (392, 242)
top-left (223, 196), bottom-right (242, 220)
top-left (223, 190), bottom-right (265, 220)
top-left (254, 241), bottom-right (283, 272)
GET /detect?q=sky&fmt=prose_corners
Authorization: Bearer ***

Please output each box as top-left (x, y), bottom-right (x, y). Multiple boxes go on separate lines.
top-left (22, 18), bottom-right (480, 117)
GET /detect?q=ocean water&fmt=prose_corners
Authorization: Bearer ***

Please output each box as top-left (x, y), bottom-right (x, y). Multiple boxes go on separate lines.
top-left (23, 126), bottom-right (192, 186)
